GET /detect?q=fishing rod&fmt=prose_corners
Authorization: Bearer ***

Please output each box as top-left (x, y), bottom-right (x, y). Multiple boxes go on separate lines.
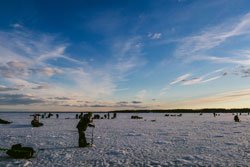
top-left (91, 126), bottom-right (94, 145)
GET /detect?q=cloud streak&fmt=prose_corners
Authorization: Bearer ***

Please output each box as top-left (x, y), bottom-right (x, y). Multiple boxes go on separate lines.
top-left (0, 93), bottom-right (44, 105)
top-left (170, 69), bottom-right (225, 86)
top-left (148, 33), bottom-right (162, 40)
top-left (175, 12), bottom-right (250, 65)
top-left (0, 85), bottom-right (19, 92)
top-left (112, 37), bottom-right (146, 76)
top-left (170, 74), bottom-right (191, 85)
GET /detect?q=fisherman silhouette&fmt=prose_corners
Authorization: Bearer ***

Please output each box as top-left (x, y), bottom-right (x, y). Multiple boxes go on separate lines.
top-left (234, 115), bottom-right (240, 122)
top-left (76, 113), bottom-right (95, 147)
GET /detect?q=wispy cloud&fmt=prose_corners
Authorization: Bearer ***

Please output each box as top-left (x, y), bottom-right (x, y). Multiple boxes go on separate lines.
top-left (31, 84), bottom-right (50, 90)
top-left (37, 46), bottom-right (67, 62)
top-left (0, 93), bottom-right (44, 105)
top-left (0, 61), bottom-right (30, 78)
top-left (159, 85), bottom-right (170, 96)
top-left (182, 76), bottom-right (221, 85)
top-left (193, 55), bottom-right (250, 65)
top-left (37, 67), bottom-right (63, 77)
top-left (5, 78), bottom-right (35, 89)
top-left (170, 73), bottom-right (191, 85)
top-left (170, 69), bottom-right (225, 86)
top-left (175, 12), bottom-right (250, 65)
top-left (0, 85), bottom-right (19, 92)
top-left (52, 97), bottom-right (72, 100)
top-left (160, 71), bottom-right (222, 97)
top-left (0, 27), bottom-right (119, 101)
top-left (0, 26), bottom-right (149, 109)
top-left (148, 32), bottom-right (162, 39)
top-left (11, 23), bottom-right (23, 29)
top-left (64, 68), bottom-right (116, 99)
top-left (0, 29), bottom-right (87, 67)
top-left (136, 89), bottom-right (147, 100)
top-left (131, 100), bottom-right (142, 104)
top-left (112, 37), bottom-right (146, 75)
top-left (0, 61), bottom-right (63, 79)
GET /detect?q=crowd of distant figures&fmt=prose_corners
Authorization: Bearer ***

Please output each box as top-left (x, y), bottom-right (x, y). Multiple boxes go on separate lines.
top-left (40, 113), bottom-right (59, 119)
top-left (165, 114), bottom-right (182, 117)
top-left (75, 112), bottom-right (117, 120)
top-left (1, 112), bottom-right (248, 126)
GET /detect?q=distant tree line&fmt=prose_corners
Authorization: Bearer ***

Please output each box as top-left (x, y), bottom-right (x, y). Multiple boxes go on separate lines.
top-left (2, 108), bottom-right (250, 114)
top-left (108, 108), bottom-right (250, 113)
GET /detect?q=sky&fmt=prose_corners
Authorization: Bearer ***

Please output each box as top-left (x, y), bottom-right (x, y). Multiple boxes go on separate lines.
top-left (1, 0), bottom-right (250, 111)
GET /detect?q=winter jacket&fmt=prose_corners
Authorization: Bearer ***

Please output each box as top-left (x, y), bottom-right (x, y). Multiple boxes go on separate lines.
top-left (77, 115), bottom-right (91, 131)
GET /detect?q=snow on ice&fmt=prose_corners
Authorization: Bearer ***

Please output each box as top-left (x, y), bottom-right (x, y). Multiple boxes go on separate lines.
top-left (0, 113), bottom-right (249, 166)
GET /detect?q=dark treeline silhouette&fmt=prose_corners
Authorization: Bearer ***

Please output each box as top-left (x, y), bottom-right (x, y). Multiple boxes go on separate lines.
top-left (1, 108), bottom-right (250, 114)
top-left (108, 108), bottom-right (250, 113)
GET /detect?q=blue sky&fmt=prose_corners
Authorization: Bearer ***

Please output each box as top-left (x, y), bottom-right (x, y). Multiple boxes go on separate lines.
top-left (1, 0), bottom-right (250, 111)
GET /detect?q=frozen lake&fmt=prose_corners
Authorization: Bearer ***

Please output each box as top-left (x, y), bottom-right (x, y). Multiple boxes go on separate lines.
top-left (0, 112), bottom-right (249, 166)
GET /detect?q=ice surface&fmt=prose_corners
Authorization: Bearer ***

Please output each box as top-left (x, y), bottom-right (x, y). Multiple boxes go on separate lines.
top-left (0, 113), bottom-right (249, 166)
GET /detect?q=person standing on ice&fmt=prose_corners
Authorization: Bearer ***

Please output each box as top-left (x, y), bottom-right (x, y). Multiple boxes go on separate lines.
top-left (234, 115), bottom-right (240, 122)
top-left (76, 112), bottom-right (95, 147)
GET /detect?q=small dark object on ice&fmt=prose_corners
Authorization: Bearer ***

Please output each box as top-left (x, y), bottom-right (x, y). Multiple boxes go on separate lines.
top-left (131, 115), bottom-right (143, 119)
top-left (177, 114), bottom-right (182, 117)
top-left (31, 120), bottom-right (43, 127)
top-left (6, 144), bottom-right (35, 159)
top-left (31, 114), bottom-right (43, 127)
top-left (93, 114), bottom-right (100, 119)
top-left (111, 113), bottom-right (117, 119)
top-left (0, 118), bottom-right (12, 124)
top-left (46, 113), bottom-right (53, 118)
top-left (234, 115), bottom-right (240, 122)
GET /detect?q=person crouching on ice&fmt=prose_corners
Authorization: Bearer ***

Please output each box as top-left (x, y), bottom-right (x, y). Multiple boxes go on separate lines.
top-left (76, 112), bottom-right (95, 147)
top-left (234, 115), bottom-right (240, 122)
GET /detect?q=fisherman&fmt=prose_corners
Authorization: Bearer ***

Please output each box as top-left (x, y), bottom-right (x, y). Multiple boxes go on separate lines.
top-left (234, 115), bottom-right (240, 122)
top-left (31, 115), bottom-right (39, 124)
top-left (76, 112), bottom-right (95, 147)
top-left (31, 114), bottom-right (43, 127)
top-left (112, 112), bottom-right (117, 119)
top-left (79, 112), bottom-right (83, 119)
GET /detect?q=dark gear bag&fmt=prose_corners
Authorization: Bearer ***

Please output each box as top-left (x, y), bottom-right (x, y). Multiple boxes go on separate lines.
top-left (6, 144), bottom-right (35, 159)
